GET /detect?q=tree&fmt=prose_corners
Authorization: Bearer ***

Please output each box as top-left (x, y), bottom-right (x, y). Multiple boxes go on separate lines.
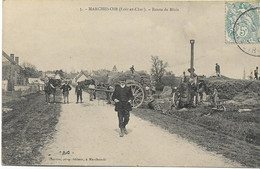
top-left (151, 56), bottom-right (168, 84)
top-left (161, 72), bottom-right (181, 87)
top-left (21, 62), bottom-right (41, 78)
top-left (112, 65), bottom-right (118, 72)
top-left (55, 69), bottom-right (65, 78)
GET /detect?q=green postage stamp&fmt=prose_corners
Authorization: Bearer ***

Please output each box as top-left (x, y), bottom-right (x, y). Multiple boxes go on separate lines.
top-left (226, 1), bottom-right (260, 44)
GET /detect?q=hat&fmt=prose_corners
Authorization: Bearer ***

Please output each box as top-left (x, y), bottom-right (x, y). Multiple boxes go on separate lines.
top-left (118, 76), bottom-right (127, 82)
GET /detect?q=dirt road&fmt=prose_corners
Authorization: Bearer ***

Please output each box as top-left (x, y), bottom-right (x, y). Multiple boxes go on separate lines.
top-left (41, 89), bottom-right (241, 167)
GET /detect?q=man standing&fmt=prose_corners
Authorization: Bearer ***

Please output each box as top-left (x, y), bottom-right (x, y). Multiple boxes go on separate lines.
top-left (88, 83), bottom-right (96, 101)
top-left (60, 81), bottom-right (72, 104)
top-left (106, 84), bottom-right (113, 104)
top-left (254, 67), bottom-right (258, 80)
top-left (112, 78), bottom-right (134, 137)
top-left (130, 65), bottom-right (135, 74)
top-left (215, 63), bottom-right (220, 77)
top-left (75, 82), bottom-right (83, 103)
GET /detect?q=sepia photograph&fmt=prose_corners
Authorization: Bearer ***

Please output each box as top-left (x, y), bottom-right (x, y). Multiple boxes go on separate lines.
top-left (1, 0), bottom-right (260, 167)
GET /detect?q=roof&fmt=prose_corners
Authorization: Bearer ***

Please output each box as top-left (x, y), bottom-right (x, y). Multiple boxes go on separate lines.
top-left (75, 71), bottom-right (92, 82)
top-left (2, 51), bottom-right (22, 69)
top-left (67, 72), bottom-right (78, 79)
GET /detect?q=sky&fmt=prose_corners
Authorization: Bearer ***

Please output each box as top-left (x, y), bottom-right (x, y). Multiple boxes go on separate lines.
top-left (2, 0), bottom-right (260, 79)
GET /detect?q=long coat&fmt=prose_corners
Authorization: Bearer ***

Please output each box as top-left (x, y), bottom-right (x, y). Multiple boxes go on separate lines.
top-left (112, 85), bottom-right (134, 112)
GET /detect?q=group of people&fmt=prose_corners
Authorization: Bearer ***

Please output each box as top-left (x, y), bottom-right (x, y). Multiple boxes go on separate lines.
top-left (44, 80), bottom-right (87, 104)
top-left (45, 78), bottom-right (133, 138)
top-left (248, 67), bottom-right (259, 80)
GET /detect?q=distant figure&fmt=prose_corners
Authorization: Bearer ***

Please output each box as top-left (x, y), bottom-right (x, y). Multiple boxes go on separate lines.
top-left (75, 82), bottom-right (83, 103)
top-left (151, 85), bottom-right (156, 95)
top-left (60, 81), bottom-right (72, 104)
top-left (212, 88), bottom-right (219, 107)
top-left (215, 63), bottom-right (221, 77)
top-left (106, 84), bottom-right (113, 104)
top-left (198, 81), bottom-right (207, 103)
top-left (249, 72), bottom-right (253, 80)
top-left (140, 77), bottom-right (145, 86)
top-left (130, 65), bottom-right (135, 74)
top-left (254, 67), bottom-right (259, 80)
top-left (183, 71), bottom-right (186, 82)
top-left (88, 84), bottom-right (96, 101)
top-left (44, 79), bottom-right (55, 103)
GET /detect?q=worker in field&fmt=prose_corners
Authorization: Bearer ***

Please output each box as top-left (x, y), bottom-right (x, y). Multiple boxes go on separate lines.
top-left (254, 67), bottom-right (258, 80)
top-left (249, 72), bottom-right (253, 80)
top-left (212, 88), bottom-right (219, 107)
top-left (75, 82), bottom-right (83, 103)
top-left (151, 85), bottom-right (156, 95)
top-left (60, 81), bottom-right (72, 104)
top-left (182, 71), bottom-right (186, 82)
top-left (130, 65), bottom-right (135, 74)
top-left (112, 77), bottom-right (134, 137)
top-left (215, 63), bottom-right (221, 77)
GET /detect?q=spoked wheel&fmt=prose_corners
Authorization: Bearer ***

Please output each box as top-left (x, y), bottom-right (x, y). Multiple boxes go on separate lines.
top-left (128, 84), bottom-right (144, 108)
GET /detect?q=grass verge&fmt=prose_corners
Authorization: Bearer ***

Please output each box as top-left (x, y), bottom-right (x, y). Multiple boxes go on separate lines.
top-left (2, 92), bottom-right (62, 165)
top-left (132, 107), bottom-right (260, 167)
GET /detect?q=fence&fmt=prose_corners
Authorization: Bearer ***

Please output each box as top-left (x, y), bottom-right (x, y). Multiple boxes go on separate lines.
top-left (2, 84), bottom-right (44, 104)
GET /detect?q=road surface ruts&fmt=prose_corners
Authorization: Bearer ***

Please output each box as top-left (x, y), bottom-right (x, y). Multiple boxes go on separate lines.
top-left (41, 88), bottom-right (241, 167)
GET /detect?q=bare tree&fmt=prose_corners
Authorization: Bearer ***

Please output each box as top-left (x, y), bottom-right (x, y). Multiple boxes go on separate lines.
top-left (151, 56), bottom-right (168, 84)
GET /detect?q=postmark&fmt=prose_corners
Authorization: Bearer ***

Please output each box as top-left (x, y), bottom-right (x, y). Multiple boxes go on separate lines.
top-left (233, 7), bottom-right (260, 57)
top-left (225, 2), bottom-right (259, 44)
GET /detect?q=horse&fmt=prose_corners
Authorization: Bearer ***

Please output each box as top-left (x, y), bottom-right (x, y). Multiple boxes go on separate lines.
top-left (77, 79), bottom-right (95, 89)
top-left (44, 78), bottom-right (61, 103)
top-left (77, 79), bottom-right (96, 100)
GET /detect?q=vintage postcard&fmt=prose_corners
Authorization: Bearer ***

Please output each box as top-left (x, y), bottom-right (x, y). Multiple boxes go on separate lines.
top-left (1, 0), bottom-right (260, 167)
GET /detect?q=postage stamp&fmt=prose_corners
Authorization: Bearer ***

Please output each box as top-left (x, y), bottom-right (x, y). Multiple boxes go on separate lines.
top-left (225, 1), bottom-right (260, 44)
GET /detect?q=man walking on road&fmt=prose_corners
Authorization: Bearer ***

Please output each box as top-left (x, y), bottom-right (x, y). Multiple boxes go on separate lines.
top-left (112, 77), bottom-right (134, 137)
top-left (75, 82), bottom-right (83, 103)
top-left (60, 81), bottom-right (72, 104)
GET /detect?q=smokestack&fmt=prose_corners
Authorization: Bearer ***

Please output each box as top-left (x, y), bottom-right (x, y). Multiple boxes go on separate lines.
top-left (190, 40), bottom-right (195, 77)
top-left (10, 54), bottom-right (14, 60)
top-left (15, 57), bottom-right (19, 65)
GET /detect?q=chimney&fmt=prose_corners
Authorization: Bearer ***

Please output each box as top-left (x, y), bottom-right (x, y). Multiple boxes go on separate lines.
top-left (15, 57), bottom-right (19, 64)
top-left (10, 54), bottom-right (14, 60)
top-left (190, 40), bottom-right (195, 77)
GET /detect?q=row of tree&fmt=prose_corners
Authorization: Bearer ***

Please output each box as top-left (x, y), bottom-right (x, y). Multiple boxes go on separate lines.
top-left (21, 62), bottom-right (67, 79)
top-left (22, 55), bottom-right (179, 90)
top-left (86, 56), bottom-right (180, 90)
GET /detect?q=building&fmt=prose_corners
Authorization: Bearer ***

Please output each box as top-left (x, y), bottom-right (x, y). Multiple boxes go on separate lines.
top-left (72, 71), bottom-right (92, 84)
top-left (2, 51), bottom-right (26, 91)
top-left (27, 78), bottom-right (45, 91)
top-left (43, 71), bottom-right (62, 80)
top-left (27, 78), bottom-right (44, 85)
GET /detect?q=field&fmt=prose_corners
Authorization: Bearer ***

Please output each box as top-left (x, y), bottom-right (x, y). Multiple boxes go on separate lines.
top-left (132, 107), bottom-right (260, 167)
top-left (132, 79), bottom-right (260, 167)
top-left (2, 92), bottom-right (61, 165)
